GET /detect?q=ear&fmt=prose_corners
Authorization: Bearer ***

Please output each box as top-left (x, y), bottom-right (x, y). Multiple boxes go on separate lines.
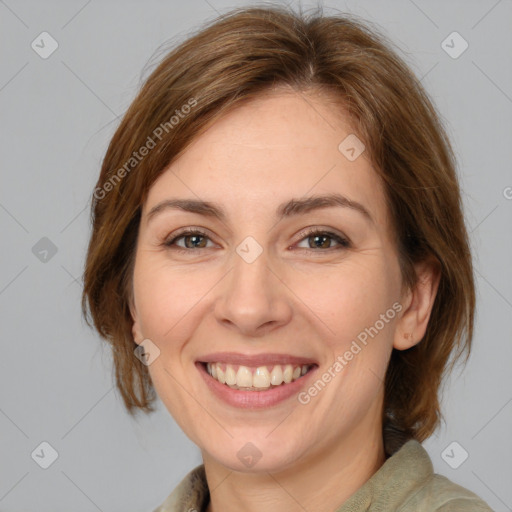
top-left (394, 257), bottom-right (441, 350)
top-left (129, 298), bottom-right (144, 346)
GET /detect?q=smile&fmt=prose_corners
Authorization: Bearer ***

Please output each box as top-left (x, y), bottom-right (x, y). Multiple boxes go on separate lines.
top-left (196, 353), bottom-right (319, 408)
top-left (206, 362), bottom-right (313, 390)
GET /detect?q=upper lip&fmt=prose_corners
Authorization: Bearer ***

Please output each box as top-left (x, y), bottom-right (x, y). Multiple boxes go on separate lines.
top-left (197, 352), bottom-right (318, 367)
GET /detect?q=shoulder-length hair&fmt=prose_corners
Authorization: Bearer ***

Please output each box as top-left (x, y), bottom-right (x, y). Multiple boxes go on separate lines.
top-left (82, 6), bottom-right (475, 443)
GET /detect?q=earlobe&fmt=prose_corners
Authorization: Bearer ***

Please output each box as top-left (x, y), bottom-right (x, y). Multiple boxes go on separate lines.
top-left (129, 300), bottom-right (143, 345)
top-left (393, 257), bottom-right (441, 351)
top-left (132, 320), bottom-right (143, 345)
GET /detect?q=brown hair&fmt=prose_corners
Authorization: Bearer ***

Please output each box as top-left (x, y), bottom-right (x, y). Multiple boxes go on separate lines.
top-left (82, 5), bottom-right (475, 443)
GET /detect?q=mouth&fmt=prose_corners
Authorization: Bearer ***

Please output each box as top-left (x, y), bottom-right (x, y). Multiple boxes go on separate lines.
top-left (195, 353), bottom-right (318, 408)
top-left (203, 362), bottom-right (315, 391)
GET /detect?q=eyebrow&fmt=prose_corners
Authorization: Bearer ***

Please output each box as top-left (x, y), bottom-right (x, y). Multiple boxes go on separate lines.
top-left (146, 193), bottom-right (374, 225)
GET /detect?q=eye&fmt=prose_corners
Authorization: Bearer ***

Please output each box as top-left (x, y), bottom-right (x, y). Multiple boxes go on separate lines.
top-left (163, 229), bottom-right (215, 250)
top-left (295, 228), bottom-right (350, 250)
top-left (162, 227), bottom-right (351, 253)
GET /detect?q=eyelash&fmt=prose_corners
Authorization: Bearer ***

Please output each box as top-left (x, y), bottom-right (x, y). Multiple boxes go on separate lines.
top-left (162, 227), bottom-right (351, 253)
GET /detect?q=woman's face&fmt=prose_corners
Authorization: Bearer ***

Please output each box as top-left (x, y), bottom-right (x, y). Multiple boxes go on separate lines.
top-left (131, 89), bottom-right (408, 472)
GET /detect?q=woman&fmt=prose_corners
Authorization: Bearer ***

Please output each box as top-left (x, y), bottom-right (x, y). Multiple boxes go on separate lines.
top-left (82, 6), bottom-right (493, 511)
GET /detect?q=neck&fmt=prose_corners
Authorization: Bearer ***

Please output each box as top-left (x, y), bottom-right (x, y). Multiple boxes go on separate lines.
top-left (203, 414), bottom-right (385, 512)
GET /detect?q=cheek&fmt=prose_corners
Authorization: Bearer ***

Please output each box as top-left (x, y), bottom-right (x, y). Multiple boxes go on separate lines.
top-left (290, 254), bottom-right (399, 412)
top-left (132, 257), bottom-right (214, 343)
top-left (290, 255), bottom-right (398, 343)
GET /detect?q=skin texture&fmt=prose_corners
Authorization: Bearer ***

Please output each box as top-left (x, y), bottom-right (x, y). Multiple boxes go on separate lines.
top-left (130, 88), bottom-right (440, 512)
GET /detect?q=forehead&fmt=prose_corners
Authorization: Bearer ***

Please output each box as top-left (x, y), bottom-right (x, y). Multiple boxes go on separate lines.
top-left (144, 90), bottom-right (388, 230)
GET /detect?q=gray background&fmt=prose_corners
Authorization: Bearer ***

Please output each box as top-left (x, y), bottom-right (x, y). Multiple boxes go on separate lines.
top-left (1, 0), bottom-right (511, 510)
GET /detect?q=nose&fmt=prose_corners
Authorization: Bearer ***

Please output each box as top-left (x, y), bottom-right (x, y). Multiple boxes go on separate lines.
top-left (213, 248), bottom-right (293, 337)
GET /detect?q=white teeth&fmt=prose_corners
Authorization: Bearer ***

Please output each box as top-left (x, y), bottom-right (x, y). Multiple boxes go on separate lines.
top-left (283, 364), bottom-right (293, 383)
top-left (206, 362), bottom-right (312, 390)
top-left (253, 367), bottom-right (270, 388)
top-left (236, 366), bottom-right (253, 387)
top-left (225, 365), bottom-right (237, 385)
top-left (216, 364), bottom-right (225, 384)
top-left (270, 365), bottom-right (283, 385)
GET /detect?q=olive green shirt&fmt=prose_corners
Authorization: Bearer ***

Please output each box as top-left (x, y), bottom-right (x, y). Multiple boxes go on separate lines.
top-left (153, 440), bottom-right (493, 511)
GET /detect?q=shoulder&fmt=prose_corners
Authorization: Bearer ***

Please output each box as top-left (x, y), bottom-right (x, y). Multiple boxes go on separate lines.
top-left (339, 439), bottom-right (493, 511)
top-left (153, 465), bottom-right (209, 512)
top-left (399, 471), bottom-right (494, 511)
top-left (391, 441), bottom-right (493, 511)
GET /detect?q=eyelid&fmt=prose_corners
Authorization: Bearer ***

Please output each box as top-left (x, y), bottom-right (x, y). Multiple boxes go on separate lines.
top-left (163, 225), bottom-right (350, 252)
top-left (163, 227), bottom-right (217, 248)
top-left (292, 226), bottom-right (350, 248)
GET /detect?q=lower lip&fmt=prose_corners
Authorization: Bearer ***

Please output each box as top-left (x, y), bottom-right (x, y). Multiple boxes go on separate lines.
top-left (196, 362), bottom-right (318, 409)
